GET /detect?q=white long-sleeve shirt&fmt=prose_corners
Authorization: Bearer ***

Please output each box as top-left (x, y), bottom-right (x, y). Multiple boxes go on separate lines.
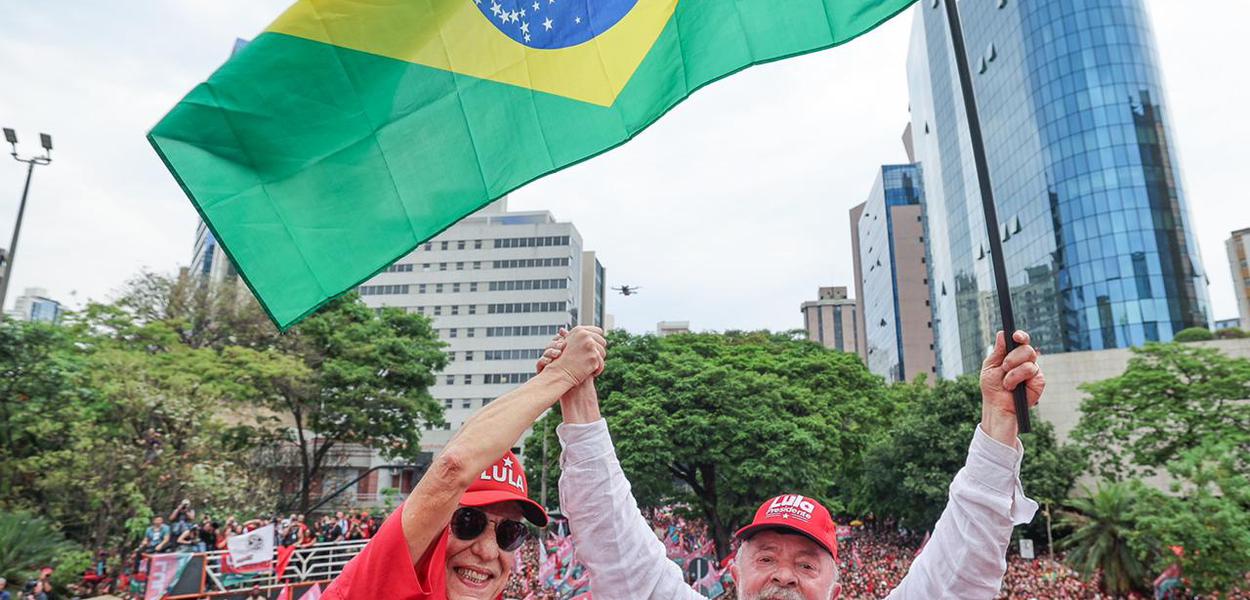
top-left (557, 419), bottom-right (1038, 600)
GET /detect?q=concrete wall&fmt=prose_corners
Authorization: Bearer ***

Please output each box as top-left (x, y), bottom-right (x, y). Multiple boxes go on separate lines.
top-left (1035, 337), bottom-right (1250, 445)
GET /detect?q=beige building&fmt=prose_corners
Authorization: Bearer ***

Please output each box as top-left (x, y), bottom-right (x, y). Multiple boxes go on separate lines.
top-left (1036, 337), bottom-right (1250, 490)
top-left (1037, 337), bottom-right (1250, 443)
top-left (1227, 228), bottom-right (1250, 329)
top-left (800, 286), bottom-right (860, 353)
top-left (656, 321), bottom-right (690, 336)
top-left (850, 164), bottom-right (936, 383)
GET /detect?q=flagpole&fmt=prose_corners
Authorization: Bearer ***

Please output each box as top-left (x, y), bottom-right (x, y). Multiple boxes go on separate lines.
top-left (941, 0), bottom-right (1030, 432)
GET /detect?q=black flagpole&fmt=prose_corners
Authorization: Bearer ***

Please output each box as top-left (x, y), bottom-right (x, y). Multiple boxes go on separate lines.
top-left (941, 0), bottom-right (1031, 433)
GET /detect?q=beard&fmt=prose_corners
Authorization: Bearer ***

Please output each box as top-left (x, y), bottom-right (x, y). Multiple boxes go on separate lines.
top-left (739, 585), bottom-right (808, 600)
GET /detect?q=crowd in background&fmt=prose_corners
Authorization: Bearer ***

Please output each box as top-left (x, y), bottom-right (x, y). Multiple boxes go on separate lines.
top-left (57, 502), bottom-right (1247, 600)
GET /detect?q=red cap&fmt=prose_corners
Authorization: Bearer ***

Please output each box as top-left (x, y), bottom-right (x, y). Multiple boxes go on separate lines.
top-left (734, 494), bottom-right (837, 559)
top-left (460, 451), bottom-right (548, 527)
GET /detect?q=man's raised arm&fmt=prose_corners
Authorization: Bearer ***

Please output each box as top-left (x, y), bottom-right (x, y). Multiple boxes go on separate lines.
top-left (887, 330), bottom-right (1044, 598)
top-left (538, 335), bottom-right (703, 600)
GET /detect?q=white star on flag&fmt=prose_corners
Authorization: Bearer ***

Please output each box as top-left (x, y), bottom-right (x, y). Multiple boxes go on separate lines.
top-left (520, 21), bottom-right (529, 34)
top-left (532, 1), bottom-right (539, 10)
top-left (524, 33), bottom-right (531, 42)
top-left (574, 16), bottom-right (581, 24)
top-left (520, 8), bottom-right (526, 17)
top-left (490, 1), bottom-right (502, 15)
top-left (543, 17), bottom-right (553, 30)
top-left (510, 10), bottom-right (520, 22)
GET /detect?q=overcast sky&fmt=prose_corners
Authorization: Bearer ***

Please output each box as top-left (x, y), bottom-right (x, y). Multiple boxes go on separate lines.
top-left (1, 1), bottom-right (1247, 334)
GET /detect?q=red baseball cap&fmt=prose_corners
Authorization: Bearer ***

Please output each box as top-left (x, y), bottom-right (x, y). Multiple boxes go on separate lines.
top-left (460, 451), bottom-right (548, 527)
top-left (734, 494), bottom-right (837, 559)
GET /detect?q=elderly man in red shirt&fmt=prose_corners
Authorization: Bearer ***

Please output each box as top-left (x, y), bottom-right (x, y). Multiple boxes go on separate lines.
top-left (324, 326), bottom-right (607, 600)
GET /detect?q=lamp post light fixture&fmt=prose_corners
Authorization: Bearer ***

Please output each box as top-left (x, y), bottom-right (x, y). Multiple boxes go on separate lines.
top-left (1, 127), bottom-right (53, 314)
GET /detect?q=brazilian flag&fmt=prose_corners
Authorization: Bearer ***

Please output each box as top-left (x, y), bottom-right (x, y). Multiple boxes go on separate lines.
top-left (151, 0), bottom-right (915, 329)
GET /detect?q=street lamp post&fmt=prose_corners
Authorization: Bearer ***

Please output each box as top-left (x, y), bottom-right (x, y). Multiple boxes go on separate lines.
top-left (1, 128), bottom-right (53, 313)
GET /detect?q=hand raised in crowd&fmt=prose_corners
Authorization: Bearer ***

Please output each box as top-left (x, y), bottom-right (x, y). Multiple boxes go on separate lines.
top-left (979, 329), bottom-right (1045, 444)
top-left (537, 326), bottom-right (605, 386)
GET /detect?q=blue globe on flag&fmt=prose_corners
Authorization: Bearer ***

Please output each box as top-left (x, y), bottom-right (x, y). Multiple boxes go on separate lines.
top-left (474, 0), bottom-right (638, 49)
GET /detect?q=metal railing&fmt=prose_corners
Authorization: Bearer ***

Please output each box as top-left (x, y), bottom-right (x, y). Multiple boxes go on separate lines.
top-left (154, 539), bottom-right (368, 599)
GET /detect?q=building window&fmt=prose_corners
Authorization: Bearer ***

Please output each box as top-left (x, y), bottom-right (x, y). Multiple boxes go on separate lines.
top-left (466, 328), bottom-right (475, 338)
top-left (419, 284), bottom-right (427, 294)
top-left (439, 263), bottom-right (447, 271)
top-left (474, 240), bottom-right (483, 250)
top-left (449, 328), bottom-right (457, 338)
top-left (463, 374), bottom-right (472, 384)
top-left (447, 351), bottom-right (456, 362)
top-left (473, 261), bottom-right (482, 270)
top-left (424, 243), bottom-right (433, 251)
top-left (441, 241), bottom-right (449, 250)
top-left (469, 305), bottom-right (477, 315)
top-left (445, 375), bottom-right (454, 385)
top-left (458, 240), bottom-right (466, 250)
top-left (470, 282), bottom-right (478, 292)
top-left (453, 283), bottom-right (461, 293)
top-left (444, 399), bottom-right (453, 408)
top-left (434, 306), bottom-right (442, 316)
top-left (461, 399), bottom-right (472, 409)
top-left (481, 398), bottom-right (492, 406)
top-left (436, 284), bottom-right (444, 293)
top-left (465, 351), bottom-right (474, 361)
top-left (457, 262), bottom-right (464, 271)
top-left (451, 305), bottom-right (460, 316)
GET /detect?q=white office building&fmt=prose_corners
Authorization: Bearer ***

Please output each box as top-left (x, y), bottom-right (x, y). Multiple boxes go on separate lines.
top-left (358, 198), bottom-right (606, 453)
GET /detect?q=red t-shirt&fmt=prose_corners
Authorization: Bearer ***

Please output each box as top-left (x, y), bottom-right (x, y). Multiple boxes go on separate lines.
top-left (324, 508), bottom-right (447, 600)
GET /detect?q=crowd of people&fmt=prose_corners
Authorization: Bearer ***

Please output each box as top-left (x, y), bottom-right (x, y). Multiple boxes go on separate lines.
top-left (60, 500), bottom-right (384, 598)
top-left (135, 499), bottom-right (383, 557)
top-left (53, 498), bottom-right (1244, 599)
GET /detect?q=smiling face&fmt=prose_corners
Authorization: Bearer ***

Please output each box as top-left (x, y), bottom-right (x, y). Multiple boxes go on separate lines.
top-left (732, 530), bottom-right (840, 600)
top-left (444, 502), bottom-right (523, 600)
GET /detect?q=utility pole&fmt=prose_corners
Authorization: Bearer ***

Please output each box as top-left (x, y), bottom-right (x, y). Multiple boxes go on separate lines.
top-left (1, 128), bottom-right (53, 313)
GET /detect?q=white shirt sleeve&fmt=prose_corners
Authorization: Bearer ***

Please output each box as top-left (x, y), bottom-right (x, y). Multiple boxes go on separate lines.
top-left (557, 419), bottom-right (704, 600)
top-left (886, 425), bottom-right (1039, 599)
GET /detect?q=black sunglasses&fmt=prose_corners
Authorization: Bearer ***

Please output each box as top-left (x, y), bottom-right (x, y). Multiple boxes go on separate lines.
top-left (451, 507), bottom-right (530, 552)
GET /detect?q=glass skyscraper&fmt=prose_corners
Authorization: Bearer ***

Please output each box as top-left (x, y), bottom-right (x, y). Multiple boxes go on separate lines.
top-left (907, 0), bottom-right (1210, 376)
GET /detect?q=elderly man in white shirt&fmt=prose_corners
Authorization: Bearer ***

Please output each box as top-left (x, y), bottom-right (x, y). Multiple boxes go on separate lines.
top-left (535, 329), bottom-right (1044, 600)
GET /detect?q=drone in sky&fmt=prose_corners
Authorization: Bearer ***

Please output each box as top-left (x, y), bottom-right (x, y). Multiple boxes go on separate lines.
top-left (612, 285), bottom-right (641, 296)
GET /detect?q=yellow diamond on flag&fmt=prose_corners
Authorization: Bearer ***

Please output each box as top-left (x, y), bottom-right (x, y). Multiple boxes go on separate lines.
top-left (268, 0), bottom-right (679, 107)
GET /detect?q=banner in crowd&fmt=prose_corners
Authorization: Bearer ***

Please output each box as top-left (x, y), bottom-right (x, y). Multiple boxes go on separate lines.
top-left (144, 553), bottom-right (192, 600)
top-left (227, 524), bottom-right (275, 567)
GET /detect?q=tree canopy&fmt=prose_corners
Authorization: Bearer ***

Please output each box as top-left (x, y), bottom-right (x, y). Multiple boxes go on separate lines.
top-left (858, 376), bottom-right (1080, 531)
top-left (1071, 342), bottom-right (1250, 480)
top-left (531, 330), bottom-right (894, 559)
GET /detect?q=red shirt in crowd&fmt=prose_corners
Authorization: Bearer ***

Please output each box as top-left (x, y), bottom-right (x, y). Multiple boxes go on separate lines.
top-left (324, 508), bottom-right (448, 600)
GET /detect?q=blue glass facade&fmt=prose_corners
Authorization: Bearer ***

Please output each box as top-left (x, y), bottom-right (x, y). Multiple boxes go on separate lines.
top-left (859, 164), bottom-right (925, 382)
top-left (907, 0), bottom-right (1210, 376)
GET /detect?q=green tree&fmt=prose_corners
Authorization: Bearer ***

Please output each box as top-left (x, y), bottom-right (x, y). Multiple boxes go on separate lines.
top-left (1172, 327), bottom-right (1214, 342)
top-left (4, 304), bottom-right (281, 548)
top-left (531, 330), bottom-right (890, 559)
top-left (1059, 481), bottom-right (1151, 596)
top-left (1130, 442), bottom-right (1250, 595)
top-left (1071, 342), bottom-right (1250, 480)
top-left (251, 296), bottom-right (447, 512)
top-left (858, 376), bottom-right (1080, 531)
top-left (0, 510), bottom-right (81, 590)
